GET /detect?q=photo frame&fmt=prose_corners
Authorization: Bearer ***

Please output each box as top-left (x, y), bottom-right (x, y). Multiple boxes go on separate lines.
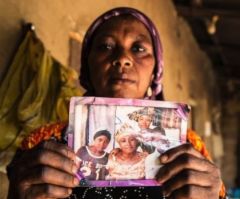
top-left (67, 97), bottom-right (190, 187)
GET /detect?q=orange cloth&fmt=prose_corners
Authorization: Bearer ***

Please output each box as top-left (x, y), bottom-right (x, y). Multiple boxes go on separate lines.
top-left (187, 129), bottom-right (226, 198)
top-left (20, 124), bottom-right (226, 198)
top-left (21, 122), bottom-right (67, 150)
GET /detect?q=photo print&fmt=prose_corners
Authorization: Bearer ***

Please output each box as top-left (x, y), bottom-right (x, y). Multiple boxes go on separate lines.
top-left (67, 97), bottom-right (190, 187)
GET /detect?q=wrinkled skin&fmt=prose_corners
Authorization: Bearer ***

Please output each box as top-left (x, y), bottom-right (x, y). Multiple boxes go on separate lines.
top-left (88, 16), bottom-right (155, 99)
top-left (7, 141), bottom-right (80, 199)
top-left (7, 15), bottom-right (222, 199)
top-left (156, 144), bottom-right (221, 199)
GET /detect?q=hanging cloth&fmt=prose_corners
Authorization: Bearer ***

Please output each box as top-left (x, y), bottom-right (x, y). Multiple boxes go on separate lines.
top-left (0, 30), bottom-right (83, 172)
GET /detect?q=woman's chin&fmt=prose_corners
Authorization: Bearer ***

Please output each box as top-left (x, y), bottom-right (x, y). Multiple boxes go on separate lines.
top-left (109, 89), bottom-right (143, 99)
top-left (122, 150), bottom-right (136, 154)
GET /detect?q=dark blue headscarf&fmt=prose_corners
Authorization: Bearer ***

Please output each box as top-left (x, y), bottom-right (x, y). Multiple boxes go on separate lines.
top-left (80, 7), bottom-right (164, 100)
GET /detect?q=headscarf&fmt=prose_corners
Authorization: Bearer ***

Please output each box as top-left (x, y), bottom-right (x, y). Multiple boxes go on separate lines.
top-left (115, 123), bottom-right (139, 143)
top-left (128, 107), bottom-right (155, 122)
top-left (80, 7), bottom-right (164, 100)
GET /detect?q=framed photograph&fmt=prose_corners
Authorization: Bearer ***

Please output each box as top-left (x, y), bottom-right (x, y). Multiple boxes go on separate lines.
top-left (67, 97), bottom-right (190, 187)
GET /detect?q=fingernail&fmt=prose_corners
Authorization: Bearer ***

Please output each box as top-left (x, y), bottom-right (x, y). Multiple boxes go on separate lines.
top-left (158, 179), bottom-right (163, 185)
top-left (74, 177), bottom-right (79, 186)
top-left (72, 165), bottom-right (78, 174)
top-left (160, 155), bottom-right (168, 163)
top-left (162, 190), bottom-right (170, 198)
top-left (74, 157), bottom-right (81, 167)
top-left (162, 186), bottom-right (169, 198)
top-left (68, 188), bottom-right (72, 194)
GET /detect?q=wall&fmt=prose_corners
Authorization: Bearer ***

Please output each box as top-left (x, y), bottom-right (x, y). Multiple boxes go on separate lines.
top-left (0, 0), bottom-right (220, 132)
top-left (0, 0), bottom-right (227, 195)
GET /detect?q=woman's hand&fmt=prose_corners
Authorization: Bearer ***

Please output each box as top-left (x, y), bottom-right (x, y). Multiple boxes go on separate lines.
top-left (156, 143), bottom-right (221, 199)
top-left (7, 140), bottom-right (80, 199)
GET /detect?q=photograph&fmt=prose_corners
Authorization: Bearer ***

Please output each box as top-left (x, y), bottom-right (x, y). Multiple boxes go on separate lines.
top-left (68, 97), bottom-right (190, 187)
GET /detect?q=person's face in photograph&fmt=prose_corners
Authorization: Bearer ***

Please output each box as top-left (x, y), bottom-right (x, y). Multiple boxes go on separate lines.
top-left (88, 16), bottom-right (155, 99)
top-left (118, 135), bottom-right (138, 154)
top-left (161, 110), bottom-right (181, 129)
top-left (138, 115), bottom-right (152, 130)
top-left (92, 135), bottom-right (110, 152)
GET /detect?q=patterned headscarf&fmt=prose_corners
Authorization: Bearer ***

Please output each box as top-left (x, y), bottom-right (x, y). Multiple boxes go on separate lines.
top-left (115, 123), bottom-right (140, 143)
top-left (128, 107), bottom-right (155, 122)
top-left (80, 7), bottom-right (164, 100)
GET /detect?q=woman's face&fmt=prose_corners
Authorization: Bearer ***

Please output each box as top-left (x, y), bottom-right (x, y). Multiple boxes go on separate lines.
top-left (118, 135), bottom-right (138, 154)
top-left (138, 115), bottom-right (152, 129)
top-left (92, 135), bottom-right (110, 152)
top-left (88, 16), bottom-right (155, 98)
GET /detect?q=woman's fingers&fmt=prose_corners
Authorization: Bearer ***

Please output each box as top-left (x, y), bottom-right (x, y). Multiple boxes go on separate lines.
top-left (40, 140), bottom-right (77, 161)
top-left (157, 153), bottom-right (215, 184)
top-left (25, 184), bottom-right (72, 199)
top-left (21, 140), bottom-right (77, 164)
top-left (170, 185), bottom-right (218, 199)
top-left (159, 143), bottom-right (204, 164)
top-left (16, 141), bottom-right (79, 175)
top-left (156, 144), bottom-right (221, 198)
top-left (34, 149), bottom-right (79, 175)
top-left (162, 169), bottom-right (214, 196)
top-left (22, 166), bottom-right (79, 188)
top-left (8, 141), bottom-right (80, 199)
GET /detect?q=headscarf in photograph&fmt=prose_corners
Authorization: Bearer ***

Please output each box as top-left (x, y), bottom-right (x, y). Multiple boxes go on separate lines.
top-left (128, 107), bottom-right (155, 122)
top-left (115, 123), bottom-right (140, 143)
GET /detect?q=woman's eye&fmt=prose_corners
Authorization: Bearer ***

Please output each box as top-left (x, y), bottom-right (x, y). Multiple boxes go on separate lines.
top-left (98, 43), bottom-right (114, 51)
top-left (132, 44), bottom-right (146, 53)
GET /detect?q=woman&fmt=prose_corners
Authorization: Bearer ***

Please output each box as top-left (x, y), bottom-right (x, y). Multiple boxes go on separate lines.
top-left (128, 107), bottom-right (169, 154)
top-left (7, 7), bottom-right (225, 199)
top-left (76, 129), bottom-right (111, 180)
top-left (107, 123), bottom-right (146, 180)
top-left (128, 107), bottom-right (155, 132)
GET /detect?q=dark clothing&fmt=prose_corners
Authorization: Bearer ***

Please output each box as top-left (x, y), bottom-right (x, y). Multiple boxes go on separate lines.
top-left (76, 146), bottom-right (108, 180)
top-left (69, 186), bottom-right (164, 199)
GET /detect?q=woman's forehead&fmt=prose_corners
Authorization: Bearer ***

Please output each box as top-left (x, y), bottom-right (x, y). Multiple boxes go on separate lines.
top-left (119, 134), bottom-right (136, 139)
top-left (93, 16), bottom-right (152, 41)
top-left (139, 115), bottom-right (152, 119)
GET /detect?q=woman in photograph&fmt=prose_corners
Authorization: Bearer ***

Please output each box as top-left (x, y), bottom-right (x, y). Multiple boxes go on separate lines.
top-left (128, 107), bottom-right (169, 153)
top-left (7, 7), bottom-right (226, 199)
top-left (107, 123), bottom-right (147, 180)
top-left (76, 129), bottom-right (111, 180)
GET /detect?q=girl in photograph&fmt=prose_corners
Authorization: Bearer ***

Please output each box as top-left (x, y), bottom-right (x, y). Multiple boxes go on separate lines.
top-left (76, 129), bottom-right (111, 180)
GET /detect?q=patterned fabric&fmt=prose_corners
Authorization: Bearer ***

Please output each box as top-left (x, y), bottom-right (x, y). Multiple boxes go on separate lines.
top-left (21, 122), bottom-right (66, 150)
top-left (115, 123), bottom-right (140, 142)
top-left (20, 124), bottom-right (226, 198)
top-left (106, 152), bottom-right (146, 180)
top-left (80, 7), bottom-right (163, 100)
top-left (128, 107), bottom-right (155, 122)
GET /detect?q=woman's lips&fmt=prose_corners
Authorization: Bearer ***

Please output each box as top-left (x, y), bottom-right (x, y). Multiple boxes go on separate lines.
top-left (111, 78), bottom-right (135, 84)
top-left (123, 146), bottom-right (135, 150)
top-left (110, 74), bottom-right (136, 84)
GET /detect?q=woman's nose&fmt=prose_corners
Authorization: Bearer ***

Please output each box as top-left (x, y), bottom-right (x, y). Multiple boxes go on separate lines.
top-left (112, 50), bottom-right (133, 70)
top-left (127, 140), bottom-right (132, 146)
